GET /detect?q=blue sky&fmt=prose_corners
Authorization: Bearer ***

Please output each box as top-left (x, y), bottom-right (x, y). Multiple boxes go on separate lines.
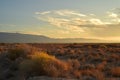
top-left (0, 0), bottom-right (120, 41)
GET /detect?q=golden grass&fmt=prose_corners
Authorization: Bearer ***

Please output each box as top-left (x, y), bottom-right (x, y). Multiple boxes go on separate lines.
top-left (20, 52), bottom-right (70, 77)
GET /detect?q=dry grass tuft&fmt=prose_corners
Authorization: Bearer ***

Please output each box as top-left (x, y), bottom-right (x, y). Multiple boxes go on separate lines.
top-left (20, 52), bottom-right (70, 77)
top-left (7, 48), bottom-right (27, 60)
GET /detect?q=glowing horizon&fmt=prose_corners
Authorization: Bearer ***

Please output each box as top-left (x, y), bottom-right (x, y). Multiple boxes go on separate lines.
top-left (0, 0), bottom-right (120, 42)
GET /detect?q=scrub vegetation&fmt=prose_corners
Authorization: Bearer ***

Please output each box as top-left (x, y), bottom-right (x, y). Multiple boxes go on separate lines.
top-left (0, 43), bottom-right (120, 80)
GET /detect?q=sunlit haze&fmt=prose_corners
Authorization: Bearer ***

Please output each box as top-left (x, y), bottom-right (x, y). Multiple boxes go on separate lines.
top-left (0, 0), bottom-right (120, 42)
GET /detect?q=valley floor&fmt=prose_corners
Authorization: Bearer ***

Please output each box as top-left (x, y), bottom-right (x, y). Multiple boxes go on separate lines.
top-left (0, 43), bottom-right (120, 80)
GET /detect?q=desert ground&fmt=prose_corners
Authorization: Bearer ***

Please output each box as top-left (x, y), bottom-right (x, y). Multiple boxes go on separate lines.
top-left (0, 43), bottom-right (120, 80)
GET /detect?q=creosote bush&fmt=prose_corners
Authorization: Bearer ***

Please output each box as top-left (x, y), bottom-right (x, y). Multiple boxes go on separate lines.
top-left (20, 52), bottom-right (70, 77)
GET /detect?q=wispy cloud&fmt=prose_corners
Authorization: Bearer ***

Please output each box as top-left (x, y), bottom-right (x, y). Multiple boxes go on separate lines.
top-left (35, 9), bottom-right (105, 33)
top-left (54, 10), bottom-right (86, 17)
top-left (35, 9), bottom-right (120, 39)
top-left (108, 12), bottom-right (118, 18)
top-left (107, 8), bottom-right (120, 23)
top-left (35, 10), bottom-right (86, 17)
top-left (0, 24), bottom-right (17, 27)
top-left (35, 11), bottom-right (51, 15)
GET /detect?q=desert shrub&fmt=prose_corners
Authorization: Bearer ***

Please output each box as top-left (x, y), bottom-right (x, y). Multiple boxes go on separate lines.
top-left (7, 44), bottom-right (39, 61)
top-left (99, 45), bottom-right (107, 49)
top-left (68, 59), bottom-right (80, 69)
top-left (96, 61), bottom-right (107, 71)
top-left (110, 67), bottom-right (120, 77)
top-left (20, 52), bottom-right (70, 78)
top-left (7, 48), bottom-right (27, 60)
top-left (73, 70), bottom-right (81, 79)
top-left (81, 69), bottom-right (105, 80)
top-left (110, 54), bottom-right (120, 60)
top-left (80, 64), bottom-right (95, 70)
top-left (67, 59), bottom-right (82, 79)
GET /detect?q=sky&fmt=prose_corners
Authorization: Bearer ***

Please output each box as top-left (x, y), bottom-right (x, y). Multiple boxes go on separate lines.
top-left (0, 0), bottom-right (120, 41)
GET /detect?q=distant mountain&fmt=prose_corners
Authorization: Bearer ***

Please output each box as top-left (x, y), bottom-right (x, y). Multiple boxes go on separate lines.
top-left (0, 32), bottom-right (105, 43)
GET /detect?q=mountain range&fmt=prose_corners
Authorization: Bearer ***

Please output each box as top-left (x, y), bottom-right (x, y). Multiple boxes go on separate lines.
top-left (0, 32), bottom-right (105, 43)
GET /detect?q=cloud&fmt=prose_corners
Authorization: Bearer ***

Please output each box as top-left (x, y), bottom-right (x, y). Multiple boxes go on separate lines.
top-left (89, 18), bottom-right (105, 25)
top-left (35, 10), bottom-right (106, 32)
top-left (35, 11), bottom-right (51, 15)
top-left (58, 30), bottom-right (70, 34)
top-left (36, 10), bottom-right (86, 17)
top-left (112, 8), bottom-right (120, 14)
top-left (54, 10), bottom-right (86, 17)
top-left (107, 8), bottom-right (120, 23)
top-left (89, 14), bottom-right (96, 16)
top-left (108, 12), bottom-right (118, 18)
top-left (42, 17), bottom-right (85, 33)
top-left (35, 9), bottom-right (120, 39)
top-left (0, 24), bottom-right (17, 27)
